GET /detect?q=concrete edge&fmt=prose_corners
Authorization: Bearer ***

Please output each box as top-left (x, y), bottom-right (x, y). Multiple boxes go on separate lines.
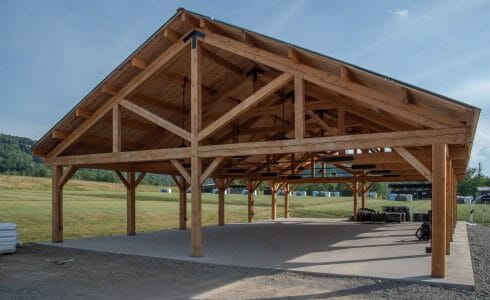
top-left (33, 242), bottom-right (474, 291)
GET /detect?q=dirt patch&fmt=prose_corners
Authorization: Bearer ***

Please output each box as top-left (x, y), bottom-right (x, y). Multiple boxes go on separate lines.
top-left (1, 234), bottom-right (486, 300)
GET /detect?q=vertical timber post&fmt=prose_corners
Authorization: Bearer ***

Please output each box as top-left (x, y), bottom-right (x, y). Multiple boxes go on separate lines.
top-left (284, 183), bottom-right (290, 218)
top-left (446, 158), bottom-right (452, 254)
top-left (215, 178), bottom-right (226, 226)
top-left (247, 180), bottom-right (255, 223)
top-left (190, 32), bottom-right (203, 257)
top-left (52, 165), bottom-right (63, 243)
top-left (294, 75), bottom-right (305, 140)
top-left (361, 181), bottom-right (366, 209)
top-left (353, 180), bottom-right (358, 221)
top-left (179, 177), bottom-right (187, 230)
top-left (127, 171), bottom-right (136, 235)
top-left (271, 182), bottom-right (277, 220)
top-left (432, 143), bottom-right (447, 278)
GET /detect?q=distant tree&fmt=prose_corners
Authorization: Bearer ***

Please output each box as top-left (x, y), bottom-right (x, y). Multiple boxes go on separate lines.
top-left (457, 166), bottom-right (490, 196)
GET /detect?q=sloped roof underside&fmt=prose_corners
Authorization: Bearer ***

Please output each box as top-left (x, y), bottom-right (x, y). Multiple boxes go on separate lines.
top-left (32, 8), bottom-right (480, 181)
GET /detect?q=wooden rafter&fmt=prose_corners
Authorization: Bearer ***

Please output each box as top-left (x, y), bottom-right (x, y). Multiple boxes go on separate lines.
top-left (46, 38), bottom-right (190, 158)
top-left (393, 146), bottom-right (432, 182)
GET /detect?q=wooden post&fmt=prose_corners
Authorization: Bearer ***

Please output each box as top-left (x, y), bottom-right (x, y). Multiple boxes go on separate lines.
top-left (361, 181), bottom-right (366, 209)
top-left (310, 157), bottom-right (315, 178)
top-left (322, 159), bottom-right (326, 178)
top-left (113, 104), bottom-right (121, 152)
top-left (432, 143), bottom-right (447, 278)
top-left (190, 35), bottom-right (203, 257)
top-left (179, 177), bottom-right (188, 230)
top-left (271, 182), bottom-right (277, 220)
top-left (215, 178), bottom-right (227, 226)
top-left (284, 183), bottom-right (290, 218)
top-left (247, 181), bottom-right (255, 222)
top-left (352, 180), bottom-right (358, 221)
top-left (52, 165), bottom-right (63, 243)
top-left (127, 171), bottom-right (136, 235)
top-left (446, 158), bottom-right (451, 254)
top-left (294, 75), bottom-right (305, 139)
top-left (453, 172), bottom-right (457, 231)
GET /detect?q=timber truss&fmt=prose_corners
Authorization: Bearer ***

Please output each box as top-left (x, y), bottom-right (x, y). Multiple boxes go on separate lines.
top-left (32, 9), bottom-right (480, 278)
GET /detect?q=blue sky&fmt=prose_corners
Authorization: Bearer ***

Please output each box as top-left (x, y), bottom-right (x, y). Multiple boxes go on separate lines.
top-left (0, 0), bottom-right (489, 171)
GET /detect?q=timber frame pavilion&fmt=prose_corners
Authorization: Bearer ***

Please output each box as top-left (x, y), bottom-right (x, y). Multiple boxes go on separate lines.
top-left (32, 9), bottom-right (480, 278)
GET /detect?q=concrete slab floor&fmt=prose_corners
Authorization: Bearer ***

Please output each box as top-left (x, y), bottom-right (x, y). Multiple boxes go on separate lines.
top-left (41, 219), bottom-right (474, 290)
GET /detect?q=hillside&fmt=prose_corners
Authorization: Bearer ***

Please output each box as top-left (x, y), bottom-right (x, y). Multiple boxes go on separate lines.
top-left (0, 133), bottom-right (173, 186)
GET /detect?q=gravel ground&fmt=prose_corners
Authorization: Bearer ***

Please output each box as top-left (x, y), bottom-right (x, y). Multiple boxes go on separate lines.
top-left (0, 225), bottom-right (488, 299)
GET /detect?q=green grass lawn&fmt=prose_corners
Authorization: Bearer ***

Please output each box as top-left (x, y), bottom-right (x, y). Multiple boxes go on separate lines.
top-left (1, 185), bottom-right (489, 243)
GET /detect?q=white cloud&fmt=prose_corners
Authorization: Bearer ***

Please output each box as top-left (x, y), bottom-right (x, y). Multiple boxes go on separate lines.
top-left (393, 9), bottom-right (409, 17)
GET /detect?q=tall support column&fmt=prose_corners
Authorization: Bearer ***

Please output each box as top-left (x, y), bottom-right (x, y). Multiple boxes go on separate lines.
top-left (432, 143), bottom-right (447, 278)
top-left (446, 158), bottom-right (452, 254)
top-left (179, 177), bottom-right (188, 230)
top-left (248, 187), bottom-right (254, 223)
top-left (361, 181), bottom-right (366, 209)
top-left (353, 180), bottom-right (358, 221)
top-left (453, 172), bottom-right (457, 231)
top-left (284, 183), bottom-right (290, 218)
top-left (271, 182), bottom-right (277, 220)
top-left (127, 171), bottom-right (136, 235)
top-left (215, 178), bottom-right (227, 226)
top-left (190, 35), bottom-right (203, 257)
top-left (52, 165), bottom-right (63, 243)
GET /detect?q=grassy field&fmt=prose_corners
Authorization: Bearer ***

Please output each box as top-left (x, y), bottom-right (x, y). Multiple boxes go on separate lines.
top-left (0, 175), bottom-right (488, 243)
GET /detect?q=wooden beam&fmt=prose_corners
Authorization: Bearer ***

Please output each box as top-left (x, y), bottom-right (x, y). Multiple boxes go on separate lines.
top-left (202, 31), bottom-right (459, 129)
top-left (432, 143), bottom-right (447, 278)
top-left (47, 39), bottom-right (189, 159)
top-left (353, 180), bottom-right (358, 221)
top-left (120, 99), bottom-right (192, 142)
top-left (58, 166), bottom-right (77, 188)
top-left (288, 47), bottom-right (301, 64)
top-left (75, 108), bottom-right (94, 118)
top-left (164, 27), bottom-right (180, 42)
top-left (201, 46), bottom-right (244, 76)
top-left (135, 172), bottom-right (146, 187)
top-left (271, 182), bottom-right (277, 220)
top-left (284, 183), bottom-right (290, 218)
top-left (307, 110), bottom-right (338, 136)
top-left (131, 57), bottom-right (149, 70)
top-left (48, 147), bottom-right (190, 166)
top-left (246, 180), bottom-right (256, 222)
top-left (393, 146), bottom-right (432, 182)
top-left (113, 104), bottom-right (121, 152)
top-left (198, 127), bottom-right (469, 158)
top-left (190, 37), bottom-right (203, 257)
top-left (52, 130), bottom-right (69, 140)
top-left (127, 171), bottom-right (136, 235)
top-left (198, 72), bottom-right (293, 142)
top-left (170, 159), bottom-right (191, 185)
top-left (114, 170), bottom-right (130, 189)
top-left (102, 83), bottom-right (118, 96)
top-left (294, 75), bottom-right (305, 139)
top-left (199, 157), bottom-right (224, 185)
top-left (446, 158), bottom-right (452, 254)
top-left (52, 165), bottom-right (63, 243)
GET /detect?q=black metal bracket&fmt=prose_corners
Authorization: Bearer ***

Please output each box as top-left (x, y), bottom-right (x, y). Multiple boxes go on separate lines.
top-left (183, 30), bottom-right (206, 49)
